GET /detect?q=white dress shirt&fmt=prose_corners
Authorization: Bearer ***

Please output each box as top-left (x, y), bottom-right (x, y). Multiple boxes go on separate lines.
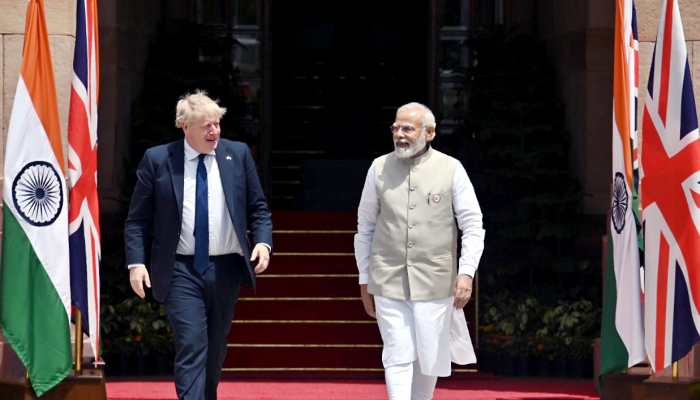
top-left (177, 140), bottom-right (243, 256)
top-left (354, 158), bottom-right (485, 284)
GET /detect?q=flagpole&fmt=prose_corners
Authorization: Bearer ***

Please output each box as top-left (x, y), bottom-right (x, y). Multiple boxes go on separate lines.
top-left (74, 309), bottom-right (83, 374)
top-left (672, 361), bottom-right (678, 379)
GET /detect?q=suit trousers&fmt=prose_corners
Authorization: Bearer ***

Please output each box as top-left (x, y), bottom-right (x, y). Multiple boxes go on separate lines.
top-left (165, 253), bottom-right (244, 400)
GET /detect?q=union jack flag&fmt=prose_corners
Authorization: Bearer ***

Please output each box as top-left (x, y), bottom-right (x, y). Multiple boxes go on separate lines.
top-left (641, 0), bottom-right (700, 372)
top-left (68, 0), bottom-right (100, 361)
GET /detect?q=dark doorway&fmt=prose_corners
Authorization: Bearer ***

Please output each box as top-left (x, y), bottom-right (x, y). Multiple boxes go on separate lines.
top-left (270, 1), bottom-right (429, 210)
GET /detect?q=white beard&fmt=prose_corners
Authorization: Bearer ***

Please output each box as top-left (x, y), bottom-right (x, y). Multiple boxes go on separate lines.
top-left (394, 132), bottom-right (427, 159)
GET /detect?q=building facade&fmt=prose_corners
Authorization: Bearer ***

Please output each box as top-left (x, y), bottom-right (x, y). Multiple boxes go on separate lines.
top-left (1, 0), bottom-right (698, 220)
top-left (1, 0), bottom-right (700, 379)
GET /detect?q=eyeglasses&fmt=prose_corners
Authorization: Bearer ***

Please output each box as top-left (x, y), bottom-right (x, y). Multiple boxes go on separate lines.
top-left (390, 124), bottom-right (417, 134)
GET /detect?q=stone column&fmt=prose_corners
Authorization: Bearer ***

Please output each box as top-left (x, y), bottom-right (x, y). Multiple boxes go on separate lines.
top-left (527, 0), bottom-right (615, 215)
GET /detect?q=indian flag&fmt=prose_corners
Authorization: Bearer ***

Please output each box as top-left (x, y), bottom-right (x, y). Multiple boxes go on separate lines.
top-left (1, 0), bottom-right (72, 395)
top-left (599, 0), bottom-right (646, 379)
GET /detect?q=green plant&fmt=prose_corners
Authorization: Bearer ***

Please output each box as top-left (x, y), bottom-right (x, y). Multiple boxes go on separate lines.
top-left (535, 299), bottom-right (598, 338)
top-left (567, 337), bottom-right (594, 361)
top-left (534, 299), bottom-right (599, 360)
top-left (101, 297), bottom-right (173, 359)
top-left (480, 291), bottom-right (600, 362)
top-left (480, 291), bottom-right (544, 356)
top-left (482, 292), bottom-right (541, 337)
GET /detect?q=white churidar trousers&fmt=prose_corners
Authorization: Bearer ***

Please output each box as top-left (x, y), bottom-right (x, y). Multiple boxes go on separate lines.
top-left (385, 360), bottom-right (437, 400)
top-left (374, 295), bottom-right (476, 378)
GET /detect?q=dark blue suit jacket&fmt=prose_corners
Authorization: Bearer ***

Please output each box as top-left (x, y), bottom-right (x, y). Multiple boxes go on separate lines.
top-left (124, 139), bottom-right (273, 302)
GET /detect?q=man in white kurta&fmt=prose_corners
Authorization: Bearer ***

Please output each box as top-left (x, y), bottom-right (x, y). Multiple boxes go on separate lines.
top-left (354, 102), bottom-right (485, 400)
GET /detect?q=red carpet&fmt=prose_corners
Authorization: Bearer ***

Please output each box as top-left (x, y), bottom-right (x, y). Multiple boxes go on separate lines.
top-left (106, 377), bottom-right (599, 400)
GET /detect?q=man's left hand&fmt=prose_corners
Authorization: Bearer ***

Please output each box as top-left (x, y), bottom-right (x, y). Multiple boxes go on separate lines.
top-left (453, 275), bottom-right (473, 309)
top-left (251, 244), bottom-right (270, 274)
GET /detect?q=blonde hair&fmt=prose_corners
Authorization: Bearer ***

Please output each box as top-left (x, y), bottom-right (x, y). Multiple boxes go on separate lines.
top-left (397, 102), bottom-right (436, 131)
top-left (175, 90), bottom-right (227, 128)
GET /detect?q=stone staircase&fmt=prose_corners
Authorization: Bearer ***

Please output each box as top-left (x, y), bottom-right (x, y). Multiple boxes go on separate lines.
top-left (223, 211), bottom-right (382, 376)
top-left (223, 211), bottom-right (478, 377)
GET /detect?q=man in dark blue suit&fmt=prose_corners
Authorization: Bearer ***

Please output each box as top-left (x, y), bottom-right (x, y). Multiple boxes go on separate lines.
top-left (125, 91), bottom-right (272, 399)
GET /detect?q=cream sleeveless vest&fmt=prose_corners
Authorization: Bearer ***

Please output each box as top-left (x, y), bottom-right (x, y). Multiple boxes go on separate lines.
top-left (368, 147), bottom-right (459, 301)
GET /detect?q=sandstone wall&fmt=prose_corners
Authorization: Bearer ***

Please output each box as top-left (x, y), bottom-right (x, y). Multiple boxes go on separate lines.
top-left (0, 0), bottom-right (75, 174)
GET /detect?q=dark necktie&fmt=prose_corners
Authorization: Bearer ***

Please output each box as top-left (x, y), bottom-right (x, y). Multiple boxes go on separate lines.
top-left (194, 154), bottom-right (209, 274)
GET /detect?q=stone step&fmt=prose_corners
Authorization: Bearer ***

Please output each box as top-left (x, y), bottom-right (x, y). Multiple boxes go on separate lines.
top-left (240, 275), bottom-right (359, 297)
top-left (224, 346), bottom-right (382, 369)
top-left (235, 298), bottom-right (369, 321)
top-left (267, 254), bottom-right (357, 274)
top-left (228, 320), bottom-right (380, 345)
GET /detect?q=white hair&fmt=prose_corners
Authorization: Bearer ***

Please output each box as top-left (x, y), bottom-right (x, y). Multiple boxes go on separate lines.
top-left (397, 102), bottom-right (436, 131)
top-left (175, 90), bottom-right (227, 128)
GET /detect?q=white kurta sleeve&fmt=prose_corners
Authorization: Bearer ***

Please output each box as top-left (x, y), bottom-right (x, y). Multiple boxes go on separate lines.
top-left (453, 162), bottom-right (485, 277)
top-left (354, 163), bottom-right (378, 284)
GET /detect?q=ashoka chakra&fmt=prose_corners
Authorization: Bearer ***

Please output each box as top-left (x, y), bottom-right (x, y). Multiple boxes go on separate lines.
top-left (12, 161), bottom-right (64, 227)
top-left (611, 172), bottom-right (628, 234)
